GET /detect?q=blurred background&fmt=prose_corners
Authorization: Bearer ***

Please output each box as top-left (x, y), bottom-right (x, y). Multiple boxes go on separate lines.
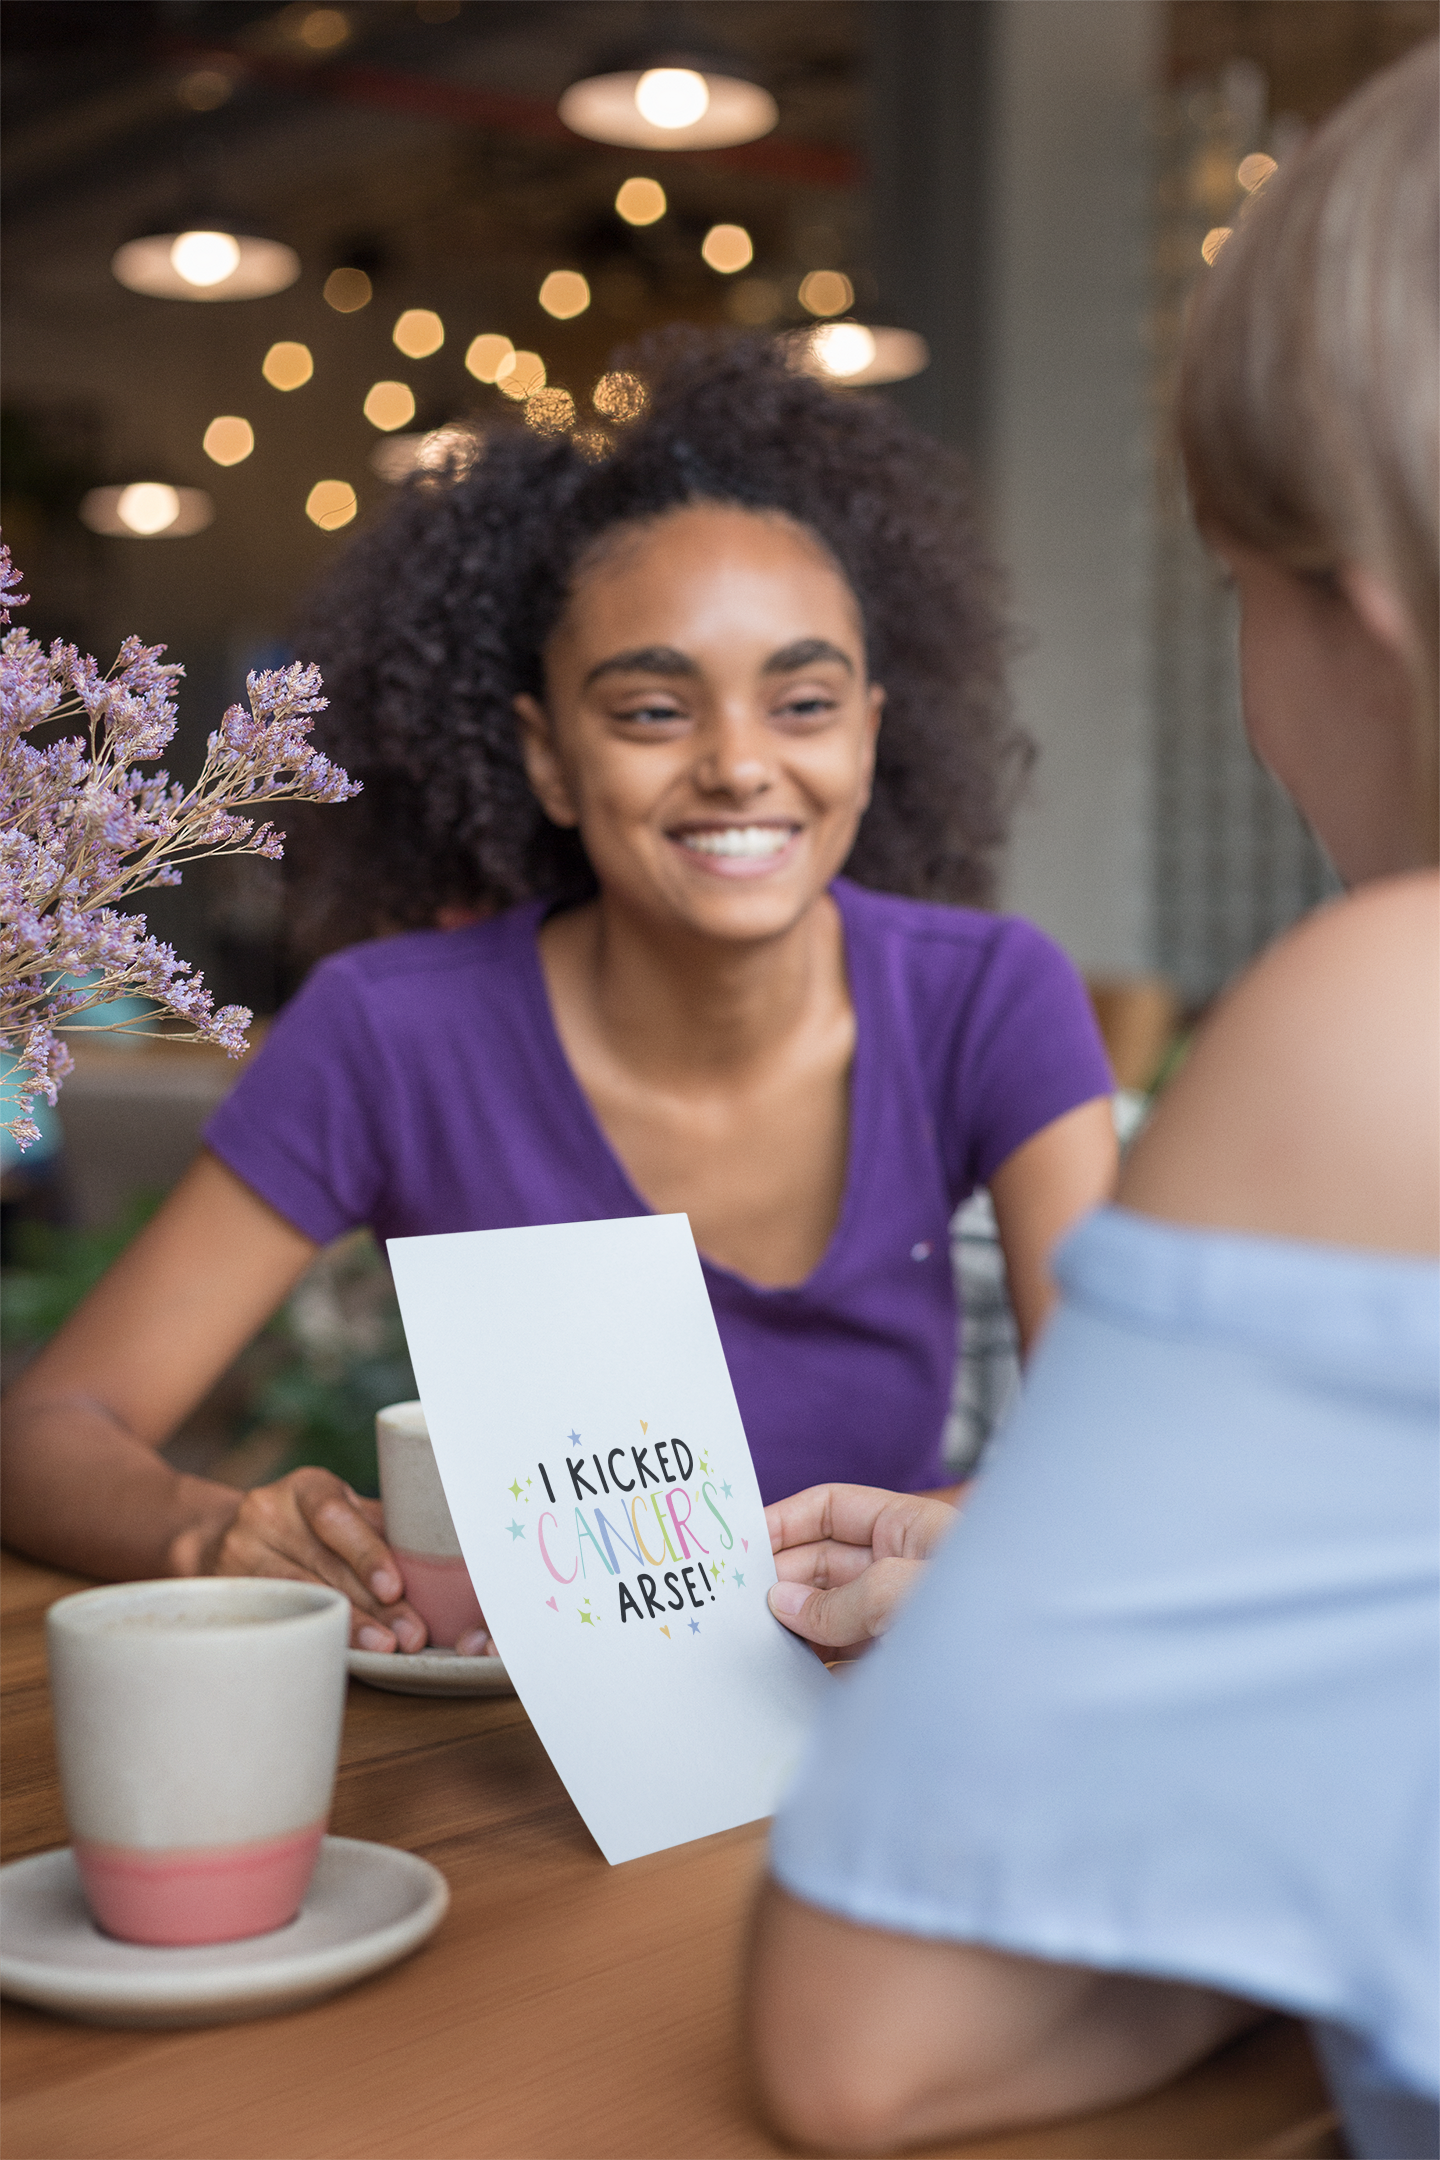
top-left (3, 0), bottom-right (1434, 1489)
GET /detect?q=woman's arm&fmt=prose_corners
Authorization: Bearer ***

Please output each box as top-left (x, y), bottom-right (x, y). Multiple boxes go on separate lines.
top-left (747, 1885), bottom-right (1258, 2154)
top-left (2, 1149), bottom-right (427, 1650)
top-left (989, 1096), bottom-right (1117, 1351)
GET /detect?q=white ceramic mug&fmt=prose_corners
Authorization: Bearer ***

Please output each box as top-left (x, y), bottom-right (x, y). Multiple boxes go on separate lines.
top-left (375, 1400), bottom-right (483, 1649)
top-left (46, 1577), bottom-right (349, 1947)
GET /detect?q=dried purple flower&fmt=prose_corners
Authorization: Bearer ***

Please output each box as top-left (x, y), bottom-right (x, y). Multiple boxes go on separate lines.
top-left (0, 541), bottom-right (359, 1149)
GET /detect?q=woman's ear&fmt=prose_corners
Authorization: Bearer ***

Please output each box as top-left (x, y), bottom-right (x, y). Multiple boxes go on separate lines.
top-left (858, 682), bottom-right (885, 813)
top-left (1339, 565), bottom-right (1422, 675)
top-left (514, 694), bottom-right (579, 829)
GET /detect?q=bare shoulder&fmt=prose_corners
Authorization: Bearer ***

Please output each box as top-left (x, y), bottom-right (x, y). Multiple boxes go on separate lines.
top-left (1120, 874), bottom-right (1439, 1256)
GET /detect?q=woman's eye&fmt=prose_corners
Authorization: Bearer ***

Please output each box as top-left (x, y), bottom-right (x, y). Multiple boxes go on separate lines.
top-left (616, 703), bottom-right (686, 725)
top-left (775, 694), bottom-right (837, 722)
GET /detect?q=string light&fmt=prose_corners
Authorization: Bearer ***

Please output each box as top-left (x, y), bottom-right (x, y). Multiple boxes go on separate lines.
top-left (324, 267), bottom-right (372, 312)
top-left (1201, 226), bottom-right (1232, 265)
top-left (262, 342), bottom-right (314, 390)
top-left (465, 333), bottom-right (514, 383)
top-left (496, 351), bottom-right (546, 401)
top-left (798, 270), bottom-right (853, 318)
top-left (538, 271), bottom-right (591, 320)
top-left (363, 381), bottom-right (416, 431)
top-left (615, 177), bottom-right (666, 226)
top-left (203, 416), bottom-right (254, 466)
top-left (701, 225), bottom-right (753, 274)
top-left (305, 480), bottom-right (358, 530)
top-left (79, 485), bottom-right (214, 537)
top-left (393, 309), bottom-right (444, 358)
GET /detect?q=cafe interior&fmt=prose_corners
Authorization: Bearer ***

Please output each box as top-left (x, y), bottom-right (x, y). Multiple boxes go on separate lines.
top-left (1, 2), bottom-right (1435, 2154)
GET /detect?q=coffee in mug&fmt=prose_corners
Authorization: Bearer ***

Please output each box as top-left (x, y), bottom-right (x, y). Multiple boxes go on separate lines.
top-left (46, 1576), bottom-right (349, 1946)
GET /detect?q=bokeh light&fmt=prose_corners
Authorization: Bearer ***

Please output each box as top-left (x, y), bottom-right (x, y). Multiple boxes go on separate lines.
top-left (262, 341), bottom-right (314, 390)
top-left (798, 270), bottom-right (854, 317)
top-left (1237, 152), bottom-right (1278, 193)
top-left (117, 483), bottom-right (180, 535)
top-left (701, 225), bottom-right (753, 275)
top-left (525, 387), bottom-right (576, 436)
top-left (592, 371), bottom-right (647, 424)
top-left (324, 266), bottom-right (373, 312)
top-left (538, 271), bottom-right (591, 321)
top-left (726, 278), bottom-right (782, 326)
top-left (572, 427), bottom-right (613, 463)
top-left (393, 308), bottom-right (444, 358)
top-left (1201, 226), bottom-right (1232, 266)
top-left (635, 68), bottom-right (708, 130)
top-left (465, 333), bottom-right (515, 383)
top-left (808, 323), bottom-right (876, 379)
top-left (615, 177), bottom-right (666, 227)
top-left (306, 480), bottom-right (358, 530)
top-left (170, 231), bottom-right (241, 288)
top-left (296, 7), bottom-right (349, 50)
top-left (496, 350), bottom-right (546, 401)
top-left (363, 381), bottom-right (416, 431)
top-left (203, 415), bottom-right (255, 466)
top-left (178, 69), bottom-right (234, 112)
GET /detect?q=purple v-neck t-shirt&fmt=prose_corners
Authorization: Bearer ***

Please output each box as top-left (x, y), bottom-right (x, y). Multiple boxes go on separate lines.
top-left (205, 879), bottom-right (1111, 1500)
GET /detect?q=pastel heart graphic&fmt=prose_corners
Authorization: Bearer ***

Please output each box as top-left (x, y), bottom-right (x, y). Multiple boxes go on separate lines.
top-left (660, 1625), bottom-right (670, 1638)
top-left (640, 1420), bottom-right (648, 1432)
top-left (545, 1596), bottom-right (558, 1611)
top-left (742, 1537), bottom-right (749, 1552)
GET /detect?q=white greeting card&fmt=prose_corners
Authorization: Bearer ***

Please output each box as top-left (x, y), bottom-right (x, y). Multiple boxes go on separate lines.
top-left (386, 1214), bottom-right (832, 1864)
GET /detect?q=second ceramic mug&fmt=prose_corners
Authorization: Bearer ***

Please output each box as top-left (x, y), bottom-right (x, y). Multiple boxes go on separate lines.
top-left (375, 1400), bottom-right (484, 1649)
top-left (46, 1576), bottom-right (350, 1946)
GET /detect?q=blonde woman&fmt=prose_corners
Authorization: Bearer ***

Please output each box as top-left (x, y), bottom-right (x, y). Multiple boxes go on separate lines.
top-left (749, 43), bottom-right (1438, 2160)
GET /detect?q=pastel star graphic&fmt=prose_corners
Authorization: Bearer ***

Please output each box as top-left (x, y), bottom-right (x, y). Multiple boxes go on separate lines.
top-left (709, 1561), bottom-right (721, 1582)
top-left (508, 1479), bottom-right (522, 1500)
top-left (721, 1480), bottom-right (733, 1500)
top-left (567, 1429), bottom-right (581, 1447)
top-left (579, 1607), bottom-right (595, 1626)
top-left (734, 1571), bottom-right (745, 1588)
top-left (507, 1519), bottom-right (525, 1540)
top-left (688, 1618), bottom-right (701, 1636)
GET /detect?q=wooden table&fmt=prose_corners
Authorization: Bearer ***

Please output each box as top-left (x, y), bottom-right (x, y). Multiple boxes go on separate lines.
top-left (2, 1553), bottom-right (1343, 2160)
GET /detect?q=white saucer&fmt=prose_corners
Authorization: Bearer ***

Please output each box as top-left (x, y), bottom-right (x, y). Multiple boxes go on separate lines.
top-left (0, 1836), bottom-right (448, 2028)
top-left (347, 1645), bottom-right (514, 1697)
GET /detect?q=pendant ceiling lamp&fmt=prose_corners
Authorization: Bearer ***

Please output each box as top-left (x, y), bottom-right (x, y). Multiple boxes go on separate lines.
top-left (112, 221), bottom-right (299, 302)
top-left (559, 50), bottom-right (776, 151)
top-left (797, 324), bottom-right (931, 388)
top-left (79, 484), bottom-right (214, 538)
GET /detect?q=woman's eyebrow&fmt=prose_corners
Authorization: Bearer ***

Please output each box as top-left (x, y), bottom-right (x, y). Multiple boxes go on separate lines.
top-left (763, 637), bottom-right (855, 676)
top-left (583, 645), bottom-right (697, 688)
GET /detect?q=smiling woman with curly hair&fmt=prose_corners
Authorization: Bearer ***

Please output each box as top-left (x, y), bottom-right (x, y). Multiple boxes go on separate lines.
top-left (292, 330), bottom-right (1030, 947)
top-left (2, 331), bottom-right (1117, 1658)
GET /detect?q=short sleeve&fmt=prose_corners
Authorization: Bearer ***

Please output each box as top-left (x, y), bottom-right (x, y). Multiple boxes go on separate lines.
top-left (769, 1213), bottom-right (1440, 2118)
top-left (934, 918), bottom-right (1113, 1196)
top-left (203, 955), bottom-right (388, 1244)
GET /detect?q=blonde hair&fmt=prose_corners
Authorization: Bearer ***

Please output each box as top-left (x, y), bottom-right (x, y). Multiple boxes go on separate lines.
top-left (1179, 40), bottom-right (1439, 722)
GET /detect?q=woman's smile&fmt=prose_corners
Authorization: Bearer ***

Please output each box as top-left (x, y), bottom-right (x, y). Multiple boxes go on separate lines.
top-left (669, 820), bottom-right (803, 876)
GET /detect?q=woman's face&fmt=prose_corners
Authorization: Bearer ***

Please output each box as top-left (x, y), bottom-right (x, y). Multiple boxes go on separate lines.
top-left (515, 503), bottom-right (884, 946)
top-left (1217, 537), bottom-right (1435, 885)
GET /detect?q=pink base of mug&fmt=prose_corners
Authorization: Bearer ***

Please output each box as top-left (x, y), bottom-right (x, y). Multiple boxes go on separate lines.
top-left (393, 1547), bottom-right (483, 1649)
top-left (74, 1820), bottom-right (326, 1946)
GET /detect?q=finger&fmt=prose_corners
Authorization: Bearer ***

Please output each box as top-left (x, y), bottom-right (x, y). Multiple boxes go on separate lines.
top-left (454, 1628), bottom-right (495, 1657)
top-left (765, 1484), bottom-right (910, 1558)
top-left (767, 1556), bottom-right (923, 1649)
top-left (772, 1540), bottom-right (876, 1589)
top-left (297, 1473), bottom-right (406, 1605)
top-left (214, 1486), bottom-right (428, 1649)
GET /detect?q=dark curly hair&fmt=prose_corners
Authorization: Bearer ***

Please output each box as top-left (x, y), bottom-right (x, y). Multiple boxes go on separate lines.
top-left (290, 331), bottom-right (1029, 953)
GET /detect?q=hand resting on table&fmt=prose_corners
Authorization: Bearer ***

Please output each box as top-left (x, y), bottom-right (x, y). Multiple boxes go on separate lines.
top-left (765, 1484), bottom-right (963, 1655)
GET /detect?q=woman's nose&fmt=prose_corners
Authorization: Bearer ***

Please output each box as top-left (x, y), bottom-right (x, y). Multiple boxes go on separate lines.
top-left (693, 712), bottom-right (773, 798)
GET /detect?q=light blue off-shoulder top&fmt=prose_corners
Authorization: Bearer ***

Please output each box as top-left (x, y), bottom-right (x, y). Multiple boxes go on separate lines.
top-left (770, 1208), bottom-right (1439, 2160)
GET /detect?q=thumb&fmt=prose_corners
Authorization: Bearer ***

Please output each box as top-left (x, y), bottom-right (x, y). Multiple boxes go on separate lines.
top-left (768, 1561), bottom-right (917, 1650)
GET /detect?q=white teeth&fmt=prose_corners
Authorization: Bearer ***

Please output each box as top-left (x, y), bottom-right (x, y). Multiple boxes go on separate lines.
top-left (679, 826), bottom-right (794, 858)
